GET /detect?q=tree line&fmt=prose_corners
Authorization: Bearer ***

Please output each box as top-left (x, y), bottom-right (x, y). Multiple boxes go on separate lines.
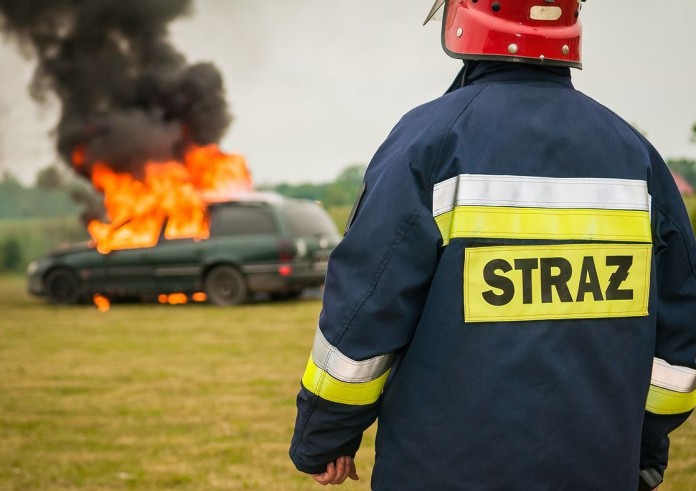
top-left (265, 164), bottom-right (367, 208)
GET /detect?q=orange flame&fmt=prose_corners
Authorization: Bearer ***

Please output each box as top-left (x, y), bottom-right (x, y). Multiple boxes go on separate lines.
top-left (93, 294), bottom-right (111, 312)
top-left (167, 293), bottom-right (188, 305)
top-left (84, 144), bottom-right (252, 254)
top-left (72, 145), bottom-right (86, 167)
top-left (158, 293), bottom-right (189, 305)
top-left (192, 292), bottom-right (208, 303)
top-left (187, 145), bottom-right (253, 200)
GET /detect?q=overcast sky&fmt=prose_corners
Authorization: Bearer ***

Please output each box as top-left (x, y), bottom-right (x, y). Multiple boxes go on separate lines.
top-left (1, 1), bottom-right (695, 186)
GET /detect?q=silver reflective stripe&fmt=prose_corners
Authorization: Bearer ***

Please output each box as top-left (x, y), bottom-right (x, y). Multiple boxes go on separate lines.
top-left (651, 358), bottom-right (696, 393)
top-left (311, 327), bottom-right (393, 383)
top-left (432, 174), bottom-right (650, 217)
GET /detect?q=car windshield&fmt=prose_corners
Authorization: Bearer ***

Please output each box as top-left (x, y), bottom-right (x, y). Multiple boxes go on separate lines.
top-left (284, 201), bottom-right (338, 238)
top-left (210, 205), bottom-right (277, 236)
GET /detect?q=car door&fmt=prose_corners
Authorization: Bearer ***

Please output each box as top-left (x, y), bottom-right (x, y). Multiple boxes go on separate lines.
top-left (205, 203), bottom-right (280, 267)
top-left (99, 247), bottom-right (157, 296)
top-left (151, 236), bottom-right (205, 293)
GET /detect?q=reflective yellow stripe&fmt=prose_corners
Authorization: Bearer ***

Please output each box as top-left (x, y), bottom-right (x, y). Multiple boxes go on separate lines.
top-left (301, 356), bottom-right (389, 405)
top-left (646, 385), bottom-right (696, 415)
top-left (435, 206), bottom-right (652, 245)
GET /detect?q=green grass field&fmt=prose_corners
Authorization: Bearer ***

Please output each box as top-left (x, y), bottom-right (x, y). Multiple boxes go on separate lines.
top-left (1, 275), bottom-right (694, 490)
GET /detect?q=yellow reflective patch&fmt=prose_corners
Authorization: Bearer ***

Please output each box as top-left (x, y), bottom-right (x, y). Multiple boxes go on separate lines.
top-left (646, 385), bottom-right (696, 415)
top-left (435, 206), bottom-right (652, 246)
top-left (301, 356), bottom-right (389, 405)
top-left (464, 244), bottom-right (652, 323)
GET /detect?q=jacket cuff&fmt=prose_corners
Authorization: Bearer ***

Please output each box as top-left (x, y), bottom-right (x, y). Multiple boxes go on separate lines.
top-left (637, 468), bottom-right (663, 491)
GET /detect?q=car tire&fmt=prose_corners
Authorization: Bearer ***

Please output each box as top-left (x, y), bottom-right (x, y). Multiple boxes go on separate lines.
top-left (204, 265), bottom-right (248, 306)
top-left (45, 268), bottom-right (82, 305)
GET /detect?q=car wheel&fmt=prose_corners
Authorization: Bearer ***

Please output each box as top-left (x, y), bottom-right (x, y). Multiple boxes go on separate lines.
top-left (45, 268), bottom-right (82, 305)
top-left (204, 265), bottom-right (248, 306)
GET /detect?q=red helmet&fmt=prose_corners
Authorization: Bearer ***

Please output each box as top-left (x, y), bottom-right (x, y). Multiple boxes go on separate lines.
top-left (425, 0), bottom-right (584, 69)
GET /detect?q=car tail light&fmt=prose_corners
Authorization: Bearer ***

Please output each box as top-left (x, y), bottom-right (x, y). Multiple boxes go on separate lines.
top-left (278, 239), bottom-right (295, 276)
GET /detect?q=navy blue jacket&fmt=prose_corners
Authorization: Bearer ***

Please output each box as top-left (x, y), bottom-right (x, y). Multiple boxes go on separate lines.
top-left (290, 62), bottom-right (696, 490)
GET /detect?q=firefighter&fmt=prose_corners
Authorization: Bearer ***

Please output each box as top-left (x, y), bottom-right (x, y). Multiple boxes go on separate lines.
top-left (290, 1), bottom-right (696, 489)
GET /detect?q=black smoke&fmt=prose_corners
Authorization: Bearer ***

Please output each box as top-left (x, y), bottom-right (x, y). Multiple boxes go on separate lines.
top-left (0, 0), bottom-right (231, 178)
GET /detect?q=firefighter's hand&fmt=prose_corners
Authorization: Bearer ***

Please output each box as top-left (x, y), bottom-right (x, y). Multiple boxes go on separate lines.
top-left (312, 456), bottom-right (359, 485)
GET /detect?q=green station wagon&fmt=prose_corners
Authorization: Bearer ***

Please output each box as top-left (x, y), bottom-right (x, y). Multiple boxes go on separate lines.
top-left (27, 193), bottom-right (341, 305)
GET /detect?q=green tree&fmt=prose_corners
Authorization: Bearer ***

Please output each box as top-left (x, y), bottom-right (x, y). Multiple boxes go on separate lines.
top-left (335, 165), bottom-right (367, 187)
top-left (1, 170), bottom-right (23, 189)
top-left (667, 159), bottom-right (696, 188)
top-left (36, 165), bottom-right (64, 190)
top-left (271, 164), bottom-right (367, 208)
top-left (0, 236), bottom-right (23, 272)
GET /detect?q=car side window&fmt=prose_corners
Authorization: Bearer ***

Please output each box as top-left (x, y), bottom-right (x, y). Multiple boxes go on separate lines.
top-left (210, 206), bottom-right (278, 237)
top-left (285, 202), bottom-right (338, 237)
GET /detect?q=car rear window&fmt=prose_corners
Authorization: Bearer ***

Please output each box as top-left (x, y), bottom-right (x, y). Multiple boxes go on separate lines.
top-left (210, 205), bottom-right (278, 236)
top-left (284, 202), bottom-right (338, 237)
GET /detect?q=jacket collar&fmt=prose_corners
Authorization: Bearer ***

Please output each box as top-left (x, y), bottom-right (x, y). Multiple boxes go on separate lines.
top-left (446, 61), bottom-right (574, 94)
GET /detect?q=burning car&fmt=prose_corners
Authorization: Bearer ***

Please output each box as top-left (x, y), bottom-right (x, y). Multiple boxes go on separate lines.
top-left (27, 193), bottom-right (340, 306)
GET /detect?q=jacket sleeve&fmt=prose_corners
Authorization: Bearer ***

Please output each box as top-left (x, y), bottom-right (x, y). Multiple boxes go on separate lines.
top-left (289, 112), bottom-right (445, 474)
top-left (640, 145), bottom-right (696, 481)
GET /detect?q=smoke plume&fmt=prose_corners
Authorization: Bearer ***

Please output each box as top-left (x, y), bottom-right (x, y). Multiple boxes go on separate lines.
top-left (0, 0), bottom-right (231, 178)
